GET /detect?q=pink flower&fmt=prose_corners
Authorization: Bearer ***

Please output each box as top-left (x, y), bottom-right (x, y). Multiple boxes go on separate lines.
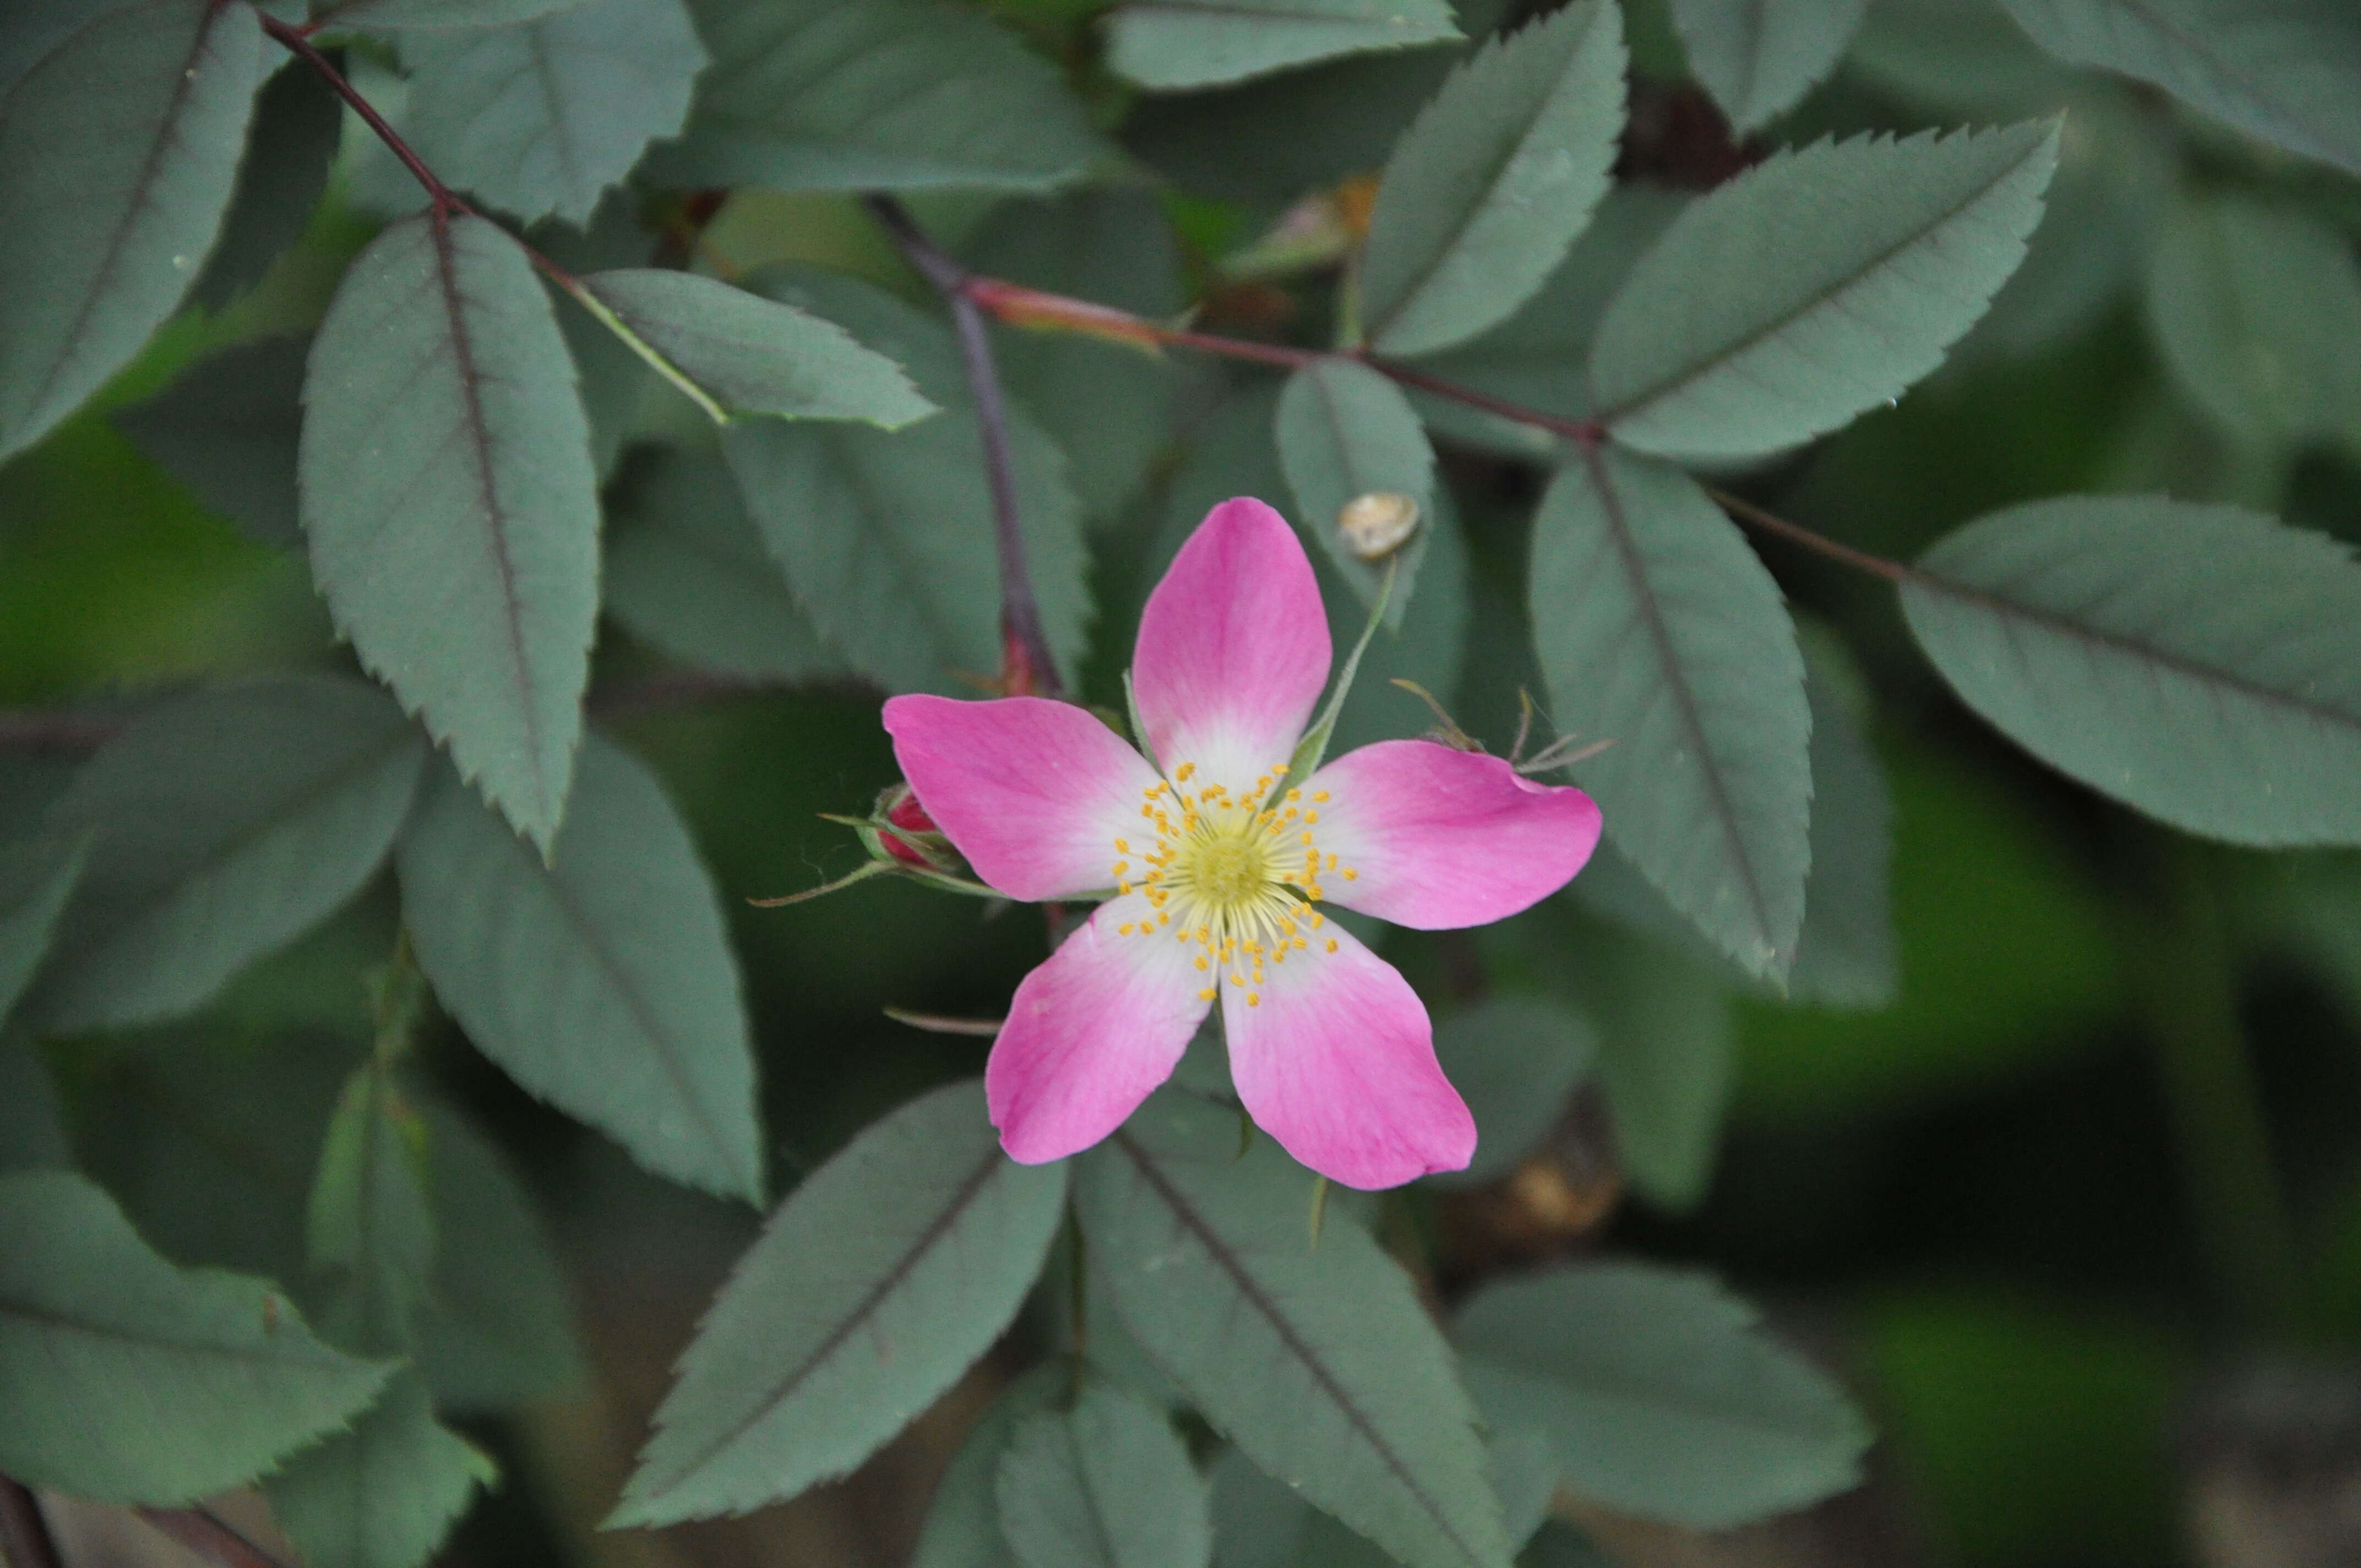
top-left (883, 499), bottom-right (1602, 1189)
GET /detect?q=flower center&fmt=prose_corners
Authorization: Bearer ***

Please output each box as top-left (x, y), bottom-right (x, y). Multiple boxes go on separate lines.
top-left (1106, 761), bottom-right (1358, 1009)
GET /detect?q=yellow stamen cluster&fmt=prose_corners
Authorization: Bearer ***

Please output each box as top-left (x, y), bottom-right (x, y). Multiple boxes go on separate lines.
top-left (1107, 762), bottom-right (1356, 1007)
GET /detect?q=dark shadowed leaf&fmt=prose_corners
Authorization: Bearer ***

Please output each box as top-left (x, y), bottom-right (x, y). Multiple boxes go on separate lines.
top-left (305, 1064), bottom-right (436, 1357)
top-left (605, 445), bottom-right (845, 683)
top-left (1901, 497), bottom-right (2361, 847)
top-left (996, 1381), bottom-right (1213, 1568)
top-left (1527, 447), bottom-right (1810, 981)
top-left (1669, 0), bottom-right (1868, 132)
top-left (1079, 1091), bottom-right (1510, 1568)
top-left (302, 211), bottom-right (601, 853)
top-left (1359, 0), bottom-right (1624, 356)
top-left (613, 1080), bottom-right (1067, 1525)
top-left (1578, 917), bottom-right (1737, 1211)
top-left (116, 335), bottom-right (308, 551)
top-left (645, 0), bottom-right (1113, 193)
top-left (1276, 358), bottom-right (1437, 623)
top-left (402, 0), bottom-right (705, 225)
top-left (327, 0), bottom-right (591, 26)
top-left (396, 736), bottom-right (764, 1204)
top-left (190, 59), bottom-right (341, 312)
top-left (411, 1103), bottom-right (584, 1413)
top-left (0, 1039), bottom-right (70, 1173)
top-left (1427, 995), bottom-right (1595, 1189)
top-left (1104, 0), bottom-right (1460, 91)
top-left (722, 267), bottom-right (1091, 695)
top-left (0, 836), bottom-right (84, 1028)
top-left (579, 268), bottom-right (933, 426)
top-left (1788, 626), bottom-right (1896, 1008)
top-left (910, 1365), bottom-right (1067, 1568)
top-left (1456, 1263), bottom-right (1869, 1528)
top-left (0, 0), bottom-right (263, 460)
top-left (1998, 0), bottom-right (2361, 175)
top-left (26, 677), bottom-right (426, 1035)
top-left (263, 1371), bottom-right (496, 1568)
top-left (0, 1169), bottom-right (389, 1505)
top-left (1590, 124), bottom-right (2059, 460)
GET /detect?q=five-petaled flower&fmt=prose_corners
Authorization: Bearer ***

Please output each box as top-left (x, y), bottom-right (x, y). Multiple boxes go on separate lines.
top-left (884, 499), bottom-right (1602, 1189)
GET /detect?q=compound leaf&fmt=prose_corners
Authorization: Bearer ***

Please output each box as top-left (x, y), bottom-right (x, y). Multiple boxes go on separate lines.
top-left (302, 210), bottom-right (600, 854)
top-left (613, 1080), bottom-right (1067, 1525)
top-left (1104, 0), bottom-right (1460, 91)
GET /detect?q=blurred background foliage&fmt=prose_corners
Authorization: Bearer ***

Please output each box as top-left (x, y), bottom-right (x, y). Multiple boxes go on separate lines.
top-left (8, 0), bottom-right (2361, 1565)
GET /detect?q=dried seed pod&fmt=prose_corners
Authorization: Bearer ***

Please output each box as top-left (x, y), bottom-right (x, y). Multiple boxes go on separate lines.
top-left (1337, 490), bottom-right (1421, 561)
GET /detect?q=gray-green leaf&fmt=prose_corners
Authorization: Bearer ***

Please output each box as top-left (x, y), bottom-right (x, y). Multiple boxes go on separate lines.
top-left (1276, 358), bottom-right (1437, 623)
top-left (306, 1064), bottom-right (437, 1357)
top-left (1669, 0), bottom-right (1868, 132)
top-left (0, 1169), bottom-right (390, 1505)
top-left (324, 0), bottom-right (592, 27)
top-left (1104, 0), bottom-right (1461, 91)
top-left (1580, 921), bottom-right (1736, 1211)
top-left (191, 60), bottom-right (342, 313)
top-left (1359, 0), bottom-right (1624, 357)
top-left (396, 736), bottom-right (765, 1204)
top-left (1997, 0), bottom-right (2361, 176)
top-left (911, 1365), bottom-right (1067, 1568)
top-left (605, 445), bottom-right (846, 683)
top-left (0, 0), bottom-right (263, 460)
top-left (646, 0), bottom-right (1112, 193)
top-left (401, 0), bottom-right (706, 226)
top-left (1456, 1263), bottom-right (1869, 1528)
top-left (1590, 123), bottom-right (2060, 460)
top-left (26, 676), bottom-right (426, 1035)
top-left (613, 1080), bottom-right (1068, 1525)
top-left (116, 335), bottom-right (308, 551)
top-left (264, 1371), bottom-right (496, 1568)
top-left (1788, 625), bottom-right (1896, 1008)
top-left (579, 268), bottom-right (934, 426)
top-left (1527, 447), bottom-right (1810, 981)
top-left (1079, 1091), bottom-right (1511, 1568)
top-left (1900, 496), bottom-right (2361, 847)
top-left (0, 836), bottom-right (84, 1028)
top-left (0, 1039), bottom-right (71, 1173)
top-left (302, 211), bottom-right (601, 853)
top-left (997, 1381), bottom-right (1213, 1568)
top-left (1427, 996), bottom-right (1595, 1189)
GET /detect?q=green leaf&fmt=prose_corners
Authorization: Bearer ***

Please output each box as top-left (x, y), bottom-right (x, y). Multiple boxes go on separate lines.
top-left (1527, 447), bottom-right (1811, 981)
top-left (646, 0), bottom-right (1113, 193)
top-left (396, 736), bottom-right (765, 1204)
top-left (410, 1103), bottom-right (585, 1413)
top-left (26, 676), bottom-right (427, 1035)
top-left (1590, 123), bottom-right (2061, 460)
top-left (1788, 625), bottom-right (1897, 1009)
top-left (605, 445), bottom-right (846, 683)
top-left (1997, 0), bottom-right (2361, 175)
top-left (1078, 1091), bottom-right (1511, 1568)
top-left (722, 268), bottom-right (1092, 696)
top-left (535, 197), bottom-right (660, 480)
top-left (996, 1381), bottom-right (1214, 1568)
top-left (1358, 0), bottom-right (1625, 356)
top-left (613, 1080), bottom-right (1067, 1525)
top-left (0, 1038), bottom-right (71, 1173)
top-left (1427, 995), bottom-right (1595, 1189)
top-left (301, 210), bottom-right (601, 854)
top-left (578, 268), bottom-right (935, 427)
top-left (1899, 496), bottom-right (2361, 847)
top-left (263, 1370), bottom-right (496, 1568)
top-left (0, 0), bottom-right (124, 97)
top-left (1579, 918), bottom-right (1736, 1211)
top-left (911, 1365), bottom-right (1067, 1568)
top-left (0, 0), bottom-right (264, 460)
top-left (964, 188), bottom-right (1184, 525)
top-left (191, 59), bottom-right (342, 313)
top-left (0, 836), bottom-right (84, 1028)
top-left (2142, 190), bottom-right (2361, 453)
top-left (306, 1064), bottom-right (436, 1357)
top-left (399, 0), bottom-right (704, 226)
top-left (1668, 0), bottom-right (1868, 132)
top-left (1103, 0), bottom-right (1461, 91)
top-left (324, 0), bottom-right (592, 26)
top-left (116, 335), bottom-right (307, 551)
top-left (0, 1169), bottom-right (391, 1505)
top-left (1276, 358), bottom-right (1437, 624)
top-left (1210, 1438), bottom-right (1552, 1568)
top-left (1456, 1262), bottom-right (1869, 1528)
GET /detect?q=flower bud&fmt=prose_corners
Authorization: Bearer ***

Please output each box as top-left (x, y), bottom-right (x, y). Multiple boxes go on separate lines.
top-left (1337, 491), bottom-right (1421, 561)
top-left (873, 783), bottom-right (955, 870)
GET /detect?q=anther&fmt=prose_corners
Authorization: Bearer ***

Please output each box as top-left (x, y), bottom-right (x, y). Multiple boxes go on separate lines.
top-left (1325, 939), bottom-right (1339, 952)
top-left (1199, 988), bottom-right (1216, 1001)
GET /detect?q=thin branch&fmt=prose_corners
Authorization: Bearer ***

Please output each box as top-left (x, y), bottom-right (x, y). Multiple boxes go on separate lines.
top-left (136, 1508), bottom-right (290, 1568)
top-left (863, 196), bottom-right (1063, 699)
top-left (0, 1479), bottom-right (62, 1568)
top-left (1705, 486), bottom-right (1910, 582)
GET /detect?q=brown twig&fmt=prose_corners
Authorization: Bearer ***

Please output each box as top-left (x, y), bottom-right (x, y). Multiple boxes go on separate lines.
top-left (136, 1508), bottom-right (291, 1568)
top-left (0, 1479), bottom-right (62, 1568)
top-left (1705, 485), bottom-right (1910, 582)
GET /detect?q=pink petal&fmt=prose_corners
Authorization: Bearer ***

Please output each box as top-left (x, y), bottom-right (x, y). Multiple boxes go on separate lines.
top-left (1221, 922), bottom-right (1474, 1189)
top-left (1304, 742), bottom-right (1602, 929)
top-left (1133, 498), bottom-right (1331, 796)
top-left (988, 893), bottom-right (1214, 1163)
top-left (885, 695), bottom-right (1165, 901)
